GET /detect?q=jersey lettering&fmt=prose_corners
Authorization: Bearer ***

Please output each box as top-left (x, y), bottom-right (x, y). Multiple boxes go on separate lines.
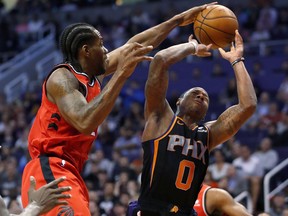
top-left (167, 135), bottom-right (208, 164)
top-left (175, 160), bottom-right (195, 191)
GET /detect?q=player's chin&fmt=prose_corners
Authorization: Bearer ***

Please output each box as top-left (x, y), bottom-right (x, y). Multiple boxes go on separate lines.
top-left (96, 66), bottom-right (106, 76)
top-left (193, 110), bottom-right (206, 121)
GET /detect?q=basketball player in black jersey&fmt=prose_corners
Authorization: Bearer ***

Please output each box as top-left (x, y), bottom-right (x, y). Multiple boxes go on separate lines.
top-left (132, 30), bottom-right (257, 216)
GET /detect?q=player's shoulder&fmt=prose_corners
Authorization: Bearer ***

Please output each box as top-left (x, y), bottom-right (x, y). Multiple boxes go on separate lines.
top-left (48, 66), bottom-right (77, 83)
top-left (207, 187), bottom-right (234, 203)
top-left (46, 66), bottom-right (79, 95)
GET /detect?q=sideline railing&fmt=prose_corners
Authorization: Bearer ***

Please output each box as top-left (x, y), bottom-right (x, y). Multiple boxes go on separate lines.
top-left (235, 191), bottom-right (253, 214)
top-left (264, 158), bottom-right (288, 212)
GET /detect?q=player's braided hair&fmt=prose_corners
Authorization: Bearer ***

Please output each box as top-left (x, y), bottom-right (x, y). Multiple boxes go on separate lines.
top-left (59, 23), bottom-right (97, 71)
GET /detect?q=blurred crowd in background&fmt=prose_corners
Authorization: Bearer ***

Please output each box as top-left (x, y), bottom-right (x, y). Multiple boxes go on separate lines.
top-left (0, 0), bottom-right (288, 215)
top-left (0, 0), bottom-right (288, 61)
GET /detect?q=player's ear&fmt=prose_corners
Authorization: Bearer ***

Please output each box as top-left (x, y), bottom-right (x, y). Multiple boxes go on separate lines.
top-left (81, 44), bottom-right (90, 57)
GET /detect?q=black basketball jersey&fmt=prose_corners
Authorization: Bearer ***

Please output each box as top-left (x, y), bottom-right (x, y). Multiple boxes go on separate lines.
top-left (138, 116), bottom-right (210, 215)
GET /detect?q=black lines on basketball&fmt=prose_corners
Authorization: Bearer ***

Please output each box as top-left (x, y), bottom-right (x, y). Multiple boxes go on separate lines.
top-left (193, 5), bottom-right (239, 49)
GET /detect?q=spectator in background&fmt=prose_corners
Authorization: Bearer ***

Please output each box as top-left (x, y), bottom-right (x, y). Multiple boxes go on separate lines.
top-left (221, 136), bottom-right (242, 162)
top-left (98, 181), bottom-right (118, 215)
top-left (250, 22), bottom-right (270, 42)
top-left (84, 149), bottom-right (114, 179)
top-left (97, 169), bottom-right (110, 193)
top-left (233, 144), bottom-right (264, 213)
top-left (27, 14), bottom-right (44, 41)
top-left (0, 0), bottom-right (4, 14)
top-left (259, 102), bottom-right (283, 130)
top-left (191, 67), bottom-right (202, 80)
top-left (277, 75), bottom-right (288, 106)
top-left (245, 91), bottom-right (271, 129)
top-left (253, 137), bottom-right (279, 173)
top-left (208, 149), bottom-right (232, 182)
top-left (270, 193), bottom-right (288, 216)
top-left (256, 92), bottom-right (271, 118)
top-left (224, 165), bottom-right (248, 197)
top-left (96, 118), bottom-right (118, 159)
top-left (0, 157), bottom-right (21, 198)
top-left (121, 80), bottom-right (145, 111)
top-left (274, 59), bottom-right (288, 75)
top-left (114, 170), bottom-right (130, 196)
top-left (108, 201), bottom-right (126, 216)
top-left (126, 180), bottom-right (140, 201)
top-left (14, 127), bottom-right (29, 152)
top-left (211, 62), bottom-right (227, 77)
top-left (272, 7), bottom-right (288, 40)
top-left (257, 4), bottom-right (278, 32)
top-left (219, 78), bottom-right (238, 107)
top-left (122, 102), bottom-right (145, 133)
top-left (202, 171), bottom-right (219, 188)
top-left (118, 192), bottom-right (130, 209)
top-left (251, 60), bottom-right (266, 77)
top-left (111, 155), bottom-right (138, 183)
top-left (89, 200), bottom-right (101, 216)
top-left (266, 123), bottom-right (279, 143)
top-left (83, 160), bottom-right (101, 191)
top-left (275, 111), bottom-right (288, 146)
top-left (113, 125), bottom-right (142, 162)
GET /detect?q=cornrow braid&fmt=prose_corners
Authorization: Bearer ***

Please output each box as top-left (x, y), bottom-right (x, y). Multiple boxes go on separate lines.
top-left (59, 23), bottom-right (97, 71)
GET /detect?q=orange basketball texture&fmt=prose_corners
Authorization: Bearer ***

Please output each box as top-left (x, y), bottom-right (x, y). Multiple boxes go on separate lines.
top-left (193, 5), bottom-right (239, 49)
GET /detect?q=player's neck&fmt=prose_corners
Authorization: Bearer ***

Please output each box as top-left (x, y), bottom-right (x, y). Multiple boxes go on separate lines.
top-left (179, 115), bottom-right (197, 129)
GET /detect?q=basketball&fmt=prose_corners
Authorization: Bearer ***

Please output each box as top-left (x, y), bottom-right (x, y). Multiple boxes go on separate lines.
top-left (193, 5), bottom-right (239, 49)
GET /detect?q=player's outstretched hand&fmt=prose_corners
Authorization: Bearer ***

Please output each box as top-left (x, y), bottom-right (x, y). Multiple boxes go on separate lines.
top-left (28, 176), bottom-right (72, 214)
top-left (218, 30), bottom-right (244, 63)
top-left (117, 42), bottom-right (153, 78)
top-left (188, 35), bottom-right (212, 57)
top-left (177, 2), bottom-right (218, 26)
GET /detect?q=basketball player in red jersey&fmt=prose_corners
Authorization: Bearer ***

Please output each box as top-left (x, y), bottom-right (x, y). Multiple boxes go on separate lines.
top-left (21, 3), bottom-right (217, 215)
top-left (137, 30), bottom-right (256, 216)
top-left (194, 184), bottom-right (251, 216)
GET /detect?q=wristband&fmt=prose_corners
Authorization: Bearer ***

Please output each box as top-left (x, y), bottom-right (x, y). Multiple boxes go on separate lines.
top-left (190, 41), bottom-right (197, 55)
top-left (231, 57), bottom-right (245, 67)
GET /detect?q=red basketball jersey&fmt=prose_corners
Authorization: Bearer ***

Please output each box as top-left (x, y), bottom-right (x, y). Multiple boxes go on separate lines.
top-left (28, 63), bottom-right (101, 172)
top-left (194, 184), bottom-right (211, 216)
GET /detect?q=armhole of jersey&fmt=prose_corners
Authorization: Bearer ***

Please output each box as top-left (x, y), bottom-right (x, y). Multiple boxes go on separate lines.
top-left (95, 76), bottom-right (102, 89)
top-left (203, 124), bottom-right (211, 152)
top-left (203, 186), bottom-right (212, 216)
top-left (78, 80), bottom-right (88, 98)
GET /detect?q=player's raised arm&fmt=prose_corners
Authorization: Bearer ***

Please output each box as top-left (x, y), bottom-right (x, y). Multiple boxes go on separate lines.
top-left (104, 2), bottom-right (217, 76)
top-left (205, 30), bottom-right (257, 149)
top-left (145, 36), bottom-right (211, 118)
top-left (143, 36), bottom-right (211, 141)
